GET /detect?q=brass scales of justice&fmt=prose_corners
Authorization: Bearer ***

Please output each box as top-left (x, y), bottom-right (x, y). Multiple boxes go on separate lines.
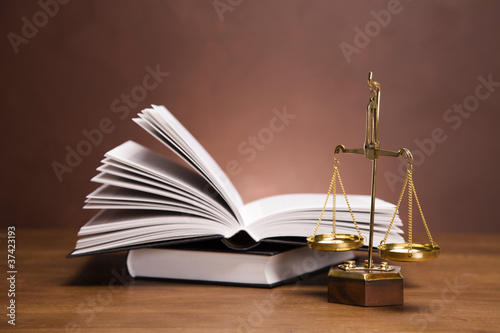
top-left (307, 72), bottom-right (440, 307)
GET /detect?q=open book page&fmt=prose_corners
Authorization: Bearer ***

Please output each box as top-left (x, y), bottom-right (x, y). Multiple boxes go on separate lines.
top-left (241, 193), bottom-right (399, 223)
top-left (133, 105), bottom-right (244, 222)
top-left (241, 194), bottom-right (404, 244)
top-left (73, 210), bottom-right (233, 256)
top-left (90, 172), bottom-right (221, 216)
top-left (93, 164), bottom-right (221, 214)
top-left (84, 185), bottom-right (220, 222)
top-left (94, 141), bottom-right (237, 226)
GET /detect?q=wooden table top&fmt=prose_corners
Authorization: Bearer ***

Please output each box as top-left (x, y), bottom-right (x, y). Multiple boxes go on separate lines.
top-left (2, 229), bottom-right (499, 332)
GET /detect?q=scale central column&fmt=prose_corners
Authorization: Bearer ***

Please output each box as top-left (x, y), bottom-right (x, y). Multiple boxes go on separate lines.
top-left (367, 158), bottom-right (377, 269)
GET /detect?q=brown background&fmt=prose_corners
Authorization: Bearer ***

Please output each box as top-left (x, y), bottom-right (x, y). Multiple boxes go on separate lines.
top-left (1, 0), bottom-right (499, 234)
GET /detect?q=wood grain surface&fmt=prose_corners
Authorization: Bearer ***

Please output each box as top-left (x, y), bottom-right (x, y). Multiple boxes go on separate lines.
top-left (1, 229), bottom-right (499, 332)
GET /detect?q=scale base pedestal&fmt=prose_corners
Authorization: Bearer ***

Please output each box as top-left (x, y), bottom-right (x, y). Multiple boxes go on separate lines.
top-left (327, 265), bottom-right (404, 307)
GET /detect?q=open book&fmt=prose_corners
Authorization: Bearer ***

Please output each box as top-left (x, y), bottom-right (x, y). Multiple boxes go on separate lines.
top-left (69, 105), bottom-right (403, 257)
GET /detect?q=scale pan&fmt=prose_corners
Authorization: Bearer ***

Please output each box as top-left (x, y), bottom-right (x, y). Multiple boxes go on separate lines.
top-left (378, 243), bottom-right (440, 262)
top-left (307, 234), bottom-right (364, 252)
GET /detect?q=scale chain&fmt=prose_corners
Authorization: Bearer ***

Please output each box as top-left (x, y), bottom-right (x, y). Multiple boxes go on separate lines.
top-left (408, 171), bottom-right (413, 253)
top-left (311, 155), bottom-right (363, 239)
top-left (332, 166), bottom-right (337, 235)
top-left (413, 181), bottom-right (438, 247)
top-left (336, 167), bottom-right (363, 238)
top-left (311, 159), bottom-right (338, 238)
top-left (380, 160), bottom-right (438, 249)
top-left (381, 167), bottom-right (410, 245)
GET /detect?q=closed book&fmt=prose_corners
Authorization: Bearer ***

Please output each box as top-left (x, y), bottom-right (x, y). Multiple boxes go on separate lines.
top-left (127, 242), bottom-right (355, 287)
